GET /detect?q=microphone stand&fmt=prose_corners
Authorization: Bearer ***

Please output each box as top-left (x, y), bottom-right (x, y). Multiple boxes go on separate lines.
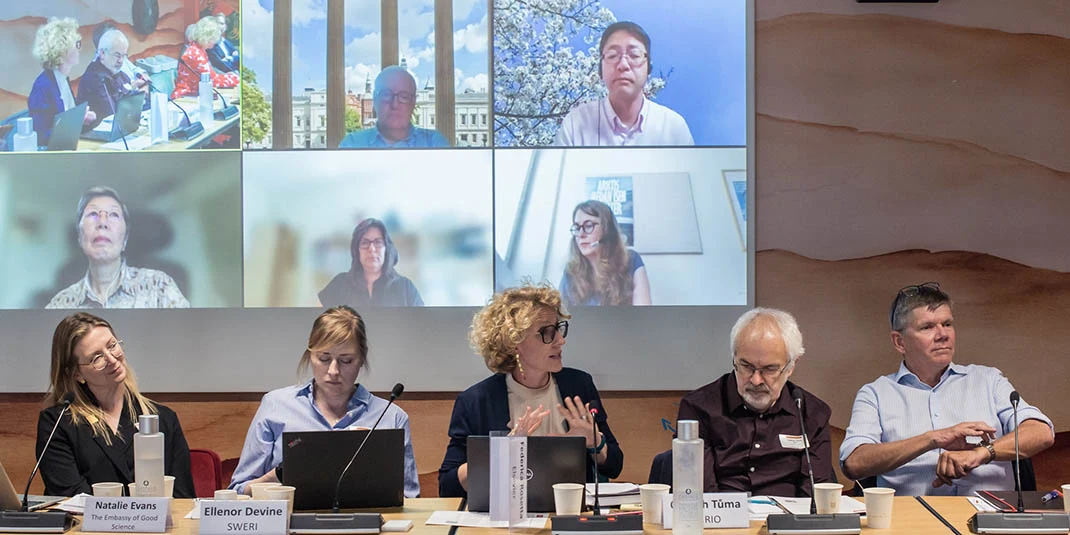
top-left (140, 74), bottom-right (203, 140)
top-left (968, 391), bottom-right (1068, 533)
top-left (0, 398), bottom-right (73, 532)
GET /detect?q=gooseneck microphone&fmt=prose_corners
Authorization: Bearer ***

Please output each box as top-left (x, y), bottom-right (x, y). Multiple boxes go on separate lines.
top-left (792, 390), bottom-right (818, 515)
top-left (140, 72), bottom-right (204, 140)
top-left (330, 383), bottom-right (404, 513)
top-left (22, 393), bottom-right (74, 511)
top-left (1010, 391), bottom-right (1023, 513)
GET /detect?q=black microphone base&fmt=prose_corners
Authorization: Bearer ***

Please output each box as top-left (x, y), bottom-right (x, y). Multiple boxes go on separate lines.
top-left (289, 512), bottom-right (382, 534)
top-left (766, 513), bottom-right (861, 535)
top-left (550, 514), bottom-right (643, 535)
top-left (214, 105), bottom-right (239, 120)
top-left (968, 512), bottom-right (1070, 534)
top-left (0, 510), bottom-right (73, 533)
top-left (170, 122), bottom-right (204, 140)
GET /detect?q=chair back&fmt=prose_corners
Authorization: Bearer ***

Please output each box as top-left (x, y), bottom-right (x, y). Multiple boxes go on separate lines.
top-left (189, 448), bottom-right (223, 498)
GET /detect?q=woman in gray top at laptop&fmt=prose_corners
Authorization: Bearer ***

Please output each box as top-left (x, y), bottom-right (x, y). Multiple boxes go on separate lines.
top-left (228, 306), bottom-right (420, 497)
top-left (438, 284), bottom-right (623, 497)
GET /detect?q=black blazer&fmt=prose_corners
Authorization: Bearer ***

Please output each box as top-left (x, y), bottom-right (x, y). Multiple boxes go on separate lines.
top-left (36, 398), bottom-right (195, 498)
top-left (437, 367), bottom-right (623, 498)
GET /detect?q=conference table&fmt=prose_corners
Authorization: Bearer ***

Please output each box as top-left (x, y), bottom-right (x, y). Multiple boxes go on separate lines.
top-left (6, 496), bottom-right (995, 534)
top-left (77, 88), bottom-right (240, 151)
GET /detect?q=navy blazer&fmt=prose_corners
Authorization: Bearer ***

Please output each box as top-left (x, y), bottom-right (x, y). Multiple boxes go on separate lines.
top-left (27, 70), bottom-right (64, 144)
top-left (36, 398), bottom-right (196, 498)
top-left (438, 367), bottom-right (623, 498)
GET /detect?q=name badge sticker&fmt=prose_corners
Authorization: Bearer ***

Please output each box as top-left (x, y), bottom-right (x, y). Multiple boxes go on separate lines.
top-left (83, 497), bottom-right (171, 533)
top-left (779, 434), bottom-right (807, 450)
top-left (200, 499), bottom-right (288, 535)
top-left (661, 492), bottom-right (749, 529)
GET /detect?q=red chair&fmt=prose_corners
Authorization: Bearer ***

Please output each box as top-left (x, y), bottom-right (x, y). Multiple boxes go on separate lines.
top-left (189, 448), bottom-right (223, 498)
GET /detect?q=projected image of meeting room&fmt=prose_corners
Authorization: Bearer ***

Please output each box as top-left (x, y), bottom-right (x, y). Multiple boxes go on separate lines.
top-left (242, 150), bottom-right (493, 307)
top-left (242, 0), bottom-right (489, 149)
top-left (0, 1), bottom-right (242, 153)
top-left (0, 152), bottom-right (243, 309)
top-left (495, 148), bottom-right (748, 306)
top-left (492, 0), bottom-right (745, 147)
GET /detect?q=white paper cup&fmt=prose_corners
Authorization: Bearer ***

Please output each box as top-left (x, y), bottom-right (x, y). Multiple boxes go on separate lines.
top-left (863, 487), bottom-right (895, 529)
top-left (639, 483), bottom-right (670, 525)
top-left (1062, 484), bottom-right (1070, 514)
top-left (263, 486), bottom-right (296, 519)
top-left (552, 483), bottom-right (584, 516)
top-left (93, 482), bottom-right (123, 497)
top-left (214, 489), bottom-right (238, 500)
top-left (249, 482), bottom-right (278, 500)
top-left (164, 475), bottom-right (175, 497)
top-left (813, 482), bottom-right (843, 514)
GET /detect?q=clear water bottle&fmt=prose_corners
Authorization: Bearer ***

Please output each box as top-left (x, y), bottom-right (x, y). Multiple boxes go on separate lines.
top-left (198, 71), bottom-right (213, 121)
top-left (12, 117), bottom-right (38, 151)
top-left (672, 420), bottom-right (704, 535)
top-left (133, 414), bottom-right (165, 497)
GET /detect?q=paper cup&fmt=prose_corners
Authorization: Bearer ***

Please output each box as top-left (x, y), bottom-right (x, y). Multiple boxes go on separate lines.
top-left (93, 482), bottom-right (123, 497)
top-left (263, 486), bottom-right (296, 519)
top-left (639, 483), bottom-right (670, 525)
top-left (164, 475), bottom-right (175, 497)
top-left (1062, 484), bottom-right (1070, 514)
top-left (813, 482), bottom-right (843, 514)
top-left (249, 482), bottom-right (278, 500)
top-left (552, 483), bottom-right (584, 516)
top-left (214, 489), bottom-right (239, 500)
top-left (863, 487), bottom-right (895, 529)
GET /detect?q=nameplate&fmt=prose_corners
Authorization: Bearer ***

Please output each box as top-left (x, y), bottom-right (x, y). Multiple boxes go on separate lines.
top-left (200, 500), bottom-right (289, 535)
top-left (83, 497), bottom-right (171, 533)
top-left (661, 492), bottom-right (749, 529)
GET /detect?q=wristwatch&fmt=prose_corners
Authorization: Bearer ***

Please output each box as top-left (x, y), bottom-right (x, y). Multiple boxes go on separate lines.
top-left (981, 442), bottom-right (996, 464)
top-left (587, 432), bottom-right (606, 454)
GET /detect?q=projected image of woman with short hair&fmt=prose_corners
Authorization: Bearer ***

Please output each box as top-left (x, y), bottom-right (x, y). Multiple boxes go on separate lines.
top-left (560, 200), bottom-right (650, 306)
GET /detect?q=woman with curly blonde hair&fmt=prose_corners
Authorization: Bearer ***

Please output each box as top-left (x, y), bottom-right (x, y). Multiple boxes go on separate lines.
top-left (28, 17), bottom-right (97, 144)
top-left (171, 16), bottom-right (239, 99)
top-left (437, 284), bottom-right (623, 498)
top-left (561, 200), bottom-right (651, 306)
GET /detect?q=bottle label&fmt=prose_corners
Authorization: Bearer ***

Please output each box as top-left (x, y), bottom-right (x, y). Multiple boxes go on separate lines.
top-left (662, 492), bottom-right (749, 529)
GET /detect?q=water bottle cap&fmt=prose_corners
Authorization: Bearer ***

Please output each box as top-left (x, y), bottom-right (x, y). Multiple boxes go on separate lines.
top-left (201, 72), bottom-right (210, 82)
top-left (677, 420), bottom-right (699, 441)
top-left (16, 117), bottom-right (32, 135)
top-left (138, 414), bottom-right (159, 434)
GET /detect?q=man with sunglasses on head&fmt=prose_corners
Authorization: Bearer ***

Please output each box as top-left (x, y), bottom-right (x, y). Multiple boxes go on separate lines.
top-left (840, 283), bottom-right (1054, 496)
top-left (339, 66), bottom-right (450, 148)
top-left (675, 308), bottom-right (834, 495)
top-left (554, 21), bottom-right (693, 147)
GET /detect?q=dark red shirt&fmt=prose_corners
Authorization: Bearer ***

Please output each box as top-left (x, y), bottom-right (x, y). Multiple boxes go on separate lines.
top-left (676, 373), bottom-right (834, 496)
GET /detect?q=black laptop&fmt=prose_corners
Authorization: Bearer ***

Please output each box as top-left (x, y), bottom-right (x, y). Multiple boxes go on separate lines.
top-left (82, 92), bottom-right (145, 142)
top-left (466, 435), bottom-right (587, 513)
top-left (281, 429), bottom-right (405, 511)
top-left (46, 102), bottom-right (87, 151)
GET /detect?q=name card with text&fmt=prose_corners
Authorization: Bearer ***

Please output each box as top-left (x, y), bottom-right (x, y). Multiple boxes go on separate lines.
top-left (661, 492), bottom-right (749, 529)
top-left (200, 500), bottom-right (289, 535)
top-left (83, 497), bottom-right (171, 533)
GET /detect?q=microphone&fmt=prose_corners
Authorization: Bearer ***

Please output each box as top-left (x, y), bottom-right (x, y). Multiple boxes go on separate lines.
top-left (139, 72), bottom-right (204, 140)
top-left (793, 390), bottom-right (818, 515)
top-left (588, 407), bottom-right (600, 514)
top-left (211, 87), bottom-right (239, 120)
top-left (22, 393), bottom-right (74, 511)
top-left (1010, 391), bottom-right (1024, 513)
top-left (330, 383), bottom-right (404, 513)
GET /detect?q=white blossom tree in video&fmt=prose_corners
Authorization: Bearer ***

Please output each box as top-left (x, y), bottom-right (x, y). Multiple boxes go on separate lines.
top-left (493, 0), bottom-right (668, 146)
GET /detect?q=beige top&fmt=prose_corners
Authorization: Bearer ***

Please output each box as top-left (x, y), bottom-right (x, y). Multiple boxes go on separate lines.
top-left (505, 373), bottom-right (566, 436)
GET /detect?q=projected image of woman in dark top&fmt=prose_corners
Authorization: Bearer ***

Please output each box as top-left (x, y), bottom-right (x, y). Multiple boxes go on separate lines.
top-left (318, 218), bottom-right (424, 307)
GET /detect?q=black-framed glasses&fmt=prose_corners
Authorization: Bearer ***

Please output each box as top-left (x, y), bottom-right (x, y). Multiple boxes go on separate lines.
top-left (537, 321), bottom-right (569, 344)
top-left (374, 90), bottom-right (415, 104)
top-left (358, 238), bottom-right (386, 250)
top-left (569, 221), bottom-right (599, 236)
top-left (732, 359), bottom-right (789, 380)
top-left (889, 282), bottom-right (941, 327)
top-left (78, 339), bottom-right (124, 371)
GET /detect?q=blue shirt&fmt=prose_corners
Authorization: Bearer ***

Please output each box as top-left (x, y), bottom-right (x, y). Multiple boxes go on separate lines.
top-left (338, 125), bottom-right (449, 148)
top-left (840, 362), bottom-right (1053, 497)
top-left (229, 382), bottom-right (420, 497)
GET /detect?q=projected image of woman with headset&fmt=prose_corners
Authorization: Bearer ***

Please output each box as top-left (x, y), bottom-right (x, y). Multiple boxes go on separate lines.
top-left (559, 200), bottom-right (651, 306)
top-left (554, 21), bottom-right (694, 147)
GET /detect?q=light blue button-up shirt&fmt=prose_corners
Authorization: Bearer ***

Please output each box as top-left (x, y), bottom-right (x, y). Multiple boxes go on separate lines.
top-left (553, 96), bottom-right (694, 147)
top-left (840, 362), bottom-right (1053, 496)
top-left (338, 125), bottom-right (449, 148)
top-left (229, 382), bottom-right (420, 497)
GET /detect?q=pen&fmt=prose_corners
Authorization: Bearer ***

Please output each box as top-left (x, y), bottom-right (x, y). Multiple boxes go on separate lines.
top-left (1040, 489), bottom-right (1063, 503)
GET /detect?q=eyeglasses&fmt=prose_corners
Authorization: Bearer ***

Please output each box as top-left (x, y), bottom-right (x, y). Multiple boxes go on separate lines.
top-left (569, 221), bottom-right (599, 236)
top-left (732, 359), bottom-right (789, 380)
top-left (374, 90), bottom-right (415, 104)
top-left (358, 238), bottom-right (386, 250)
top-left (601, 48), bottom-right (648, 66)
top-left (82, 209), bottom-right (123, 225)
top-left (537, 321), bottom-right (569, 344)
top-left (889, 282), bottom-right (941, 327)
top-left (78, 339), bottom-right (124, 371)
top-left (107, 51), bottom-right (128, 62)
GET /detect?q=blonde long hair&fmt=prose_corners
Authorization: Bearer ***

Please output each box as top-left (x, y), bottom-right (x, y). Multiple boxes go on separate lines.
top-left (563, 200), bottom-right (634, 306)
top-left (47, 313), bottom-right (156, 445)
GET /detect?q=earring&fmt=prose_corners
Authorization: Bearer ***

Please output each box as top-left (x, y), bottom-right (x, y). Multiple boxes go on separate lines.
top-left (78, 379), bottom-right (86, 384)
top-left (515, 354), bottom-right (525, 380)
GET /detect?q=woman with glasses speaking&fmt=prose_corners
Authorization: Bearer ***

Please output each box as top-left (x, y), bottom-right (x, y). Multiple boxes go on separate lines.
top-left (437, 283), bottom-right (623, 497)
top-left (36, 313), bottom-right (196, 497)
top-left (318, 218), bottom-right (424, 307)
top-left (560, 200), bottom-right (652, 306)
